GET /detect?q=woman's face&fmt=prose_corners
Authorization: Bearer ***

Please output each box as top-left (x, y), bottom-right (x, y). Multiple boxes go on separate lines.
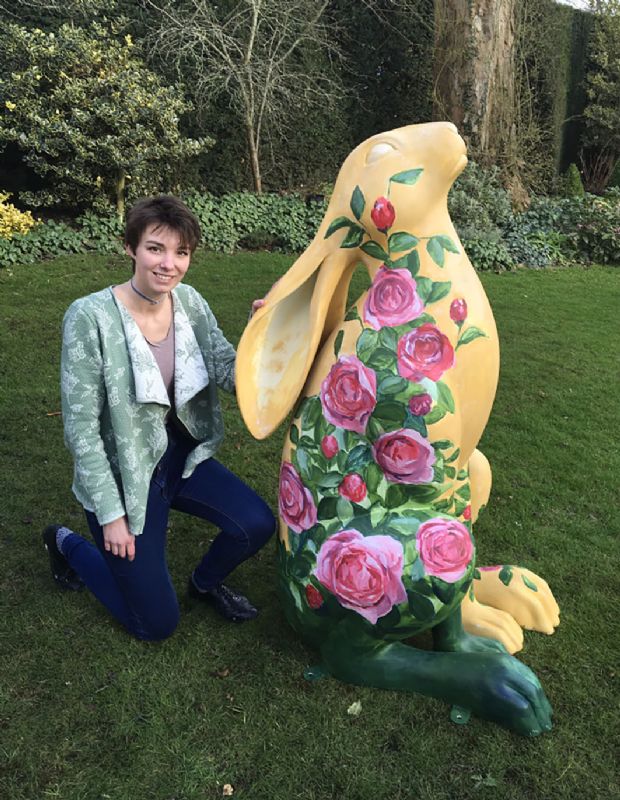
top-left (127, 223), bottom-right (191, 297)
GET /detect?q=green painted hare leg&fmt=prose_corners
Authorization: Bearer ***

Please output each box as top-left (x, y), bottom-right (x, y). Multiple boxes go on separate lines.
top-left (320, 617), bottom-right (553, 737)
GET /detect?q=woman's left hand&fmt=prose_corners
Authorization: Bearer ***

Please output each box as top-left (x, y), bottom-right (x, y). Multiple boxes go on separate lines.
top-left (250, 279), bottom-right (281, 317)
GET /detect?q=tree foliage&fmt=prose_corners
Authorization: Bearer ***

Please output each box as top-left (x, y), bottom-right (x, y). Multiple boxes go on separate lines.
top-left (582, 0), bottom-right (620, 191)
top-left (0, 21), bottom-right (211, 215)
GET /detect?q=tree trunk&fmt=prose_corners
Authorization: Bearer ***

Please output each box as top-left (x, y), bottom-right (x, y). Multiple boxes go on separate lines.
top-left (115, 170), bottom-right (126, 222)
top-left (246, 121), bottom-right (262, 193)
top-left (433, 0), bottom-right (519, 178)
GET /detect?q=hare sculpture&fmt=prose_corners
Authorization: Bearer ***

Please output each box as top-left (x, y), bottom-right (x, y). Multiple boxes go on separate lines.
top-left (236, 122), bottom-right (560, 736)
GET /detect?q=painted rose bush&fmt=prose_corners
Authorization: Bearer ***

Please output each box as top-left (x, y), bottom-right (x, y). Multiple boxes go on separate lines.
top-left (278, 174), bottom-right (486, 635)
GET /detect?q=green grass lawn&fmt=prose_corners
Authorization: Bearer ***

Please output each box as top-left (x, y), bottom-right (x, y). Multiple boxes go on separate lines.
top-left (1, 254), bottom-right (618, 800)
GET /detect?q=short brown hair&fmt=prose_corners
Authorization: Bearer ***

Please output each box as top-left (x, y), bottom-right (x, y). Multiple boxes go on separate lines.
top-left (124, 196), bottom-right (201, 255)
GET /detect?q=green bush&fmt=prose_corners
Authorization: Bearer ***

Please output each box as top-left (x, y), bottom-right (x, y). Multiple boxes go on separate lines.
top-left (449, 161), bottom-right (513, 232)
top-left (459, 228), bottom-right (515, 271)
top-left (560, 163), bottom-right (586, 198)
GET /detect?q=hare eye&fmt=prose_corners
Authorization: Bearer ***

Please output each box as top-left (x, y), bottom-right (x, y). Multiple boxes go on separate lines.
top-left (366, 142), bottom-right (396, 164)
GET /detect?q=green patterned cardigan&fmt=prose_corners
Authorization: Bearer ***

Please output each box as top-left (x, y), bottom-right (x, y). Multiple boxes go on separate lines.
top-left (60, 283), bottom-right (236, 535)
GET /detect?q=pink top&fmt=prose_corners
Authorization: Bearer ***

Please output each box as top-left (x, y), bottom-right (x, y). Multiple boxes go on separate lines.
top-left (145, 322), bottom-right (175, 403)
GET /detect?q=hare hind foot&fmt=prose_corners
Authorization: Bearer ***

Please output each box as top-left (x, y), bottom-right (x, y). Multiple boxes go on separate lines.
top-left (460, 592), bottom-right (525, 654)
top-left (472, 566), bottom-right (560, 635)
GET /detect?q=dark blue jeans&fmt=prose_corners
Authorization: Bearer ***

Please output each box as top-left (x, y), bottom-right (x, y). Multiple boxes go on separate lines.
top-left (62, 429), bottom-right (275, 640)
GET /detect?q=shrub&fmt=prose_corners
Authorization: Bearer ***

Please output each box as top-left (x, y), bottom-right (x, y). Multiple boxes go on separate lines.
top-left (560, 163), bottom-right (586, 198)
top-left (449, 161), bottom-right (513, 232)
top-left (459, 228), bottom-right (515, 271)
top-left (0, 192), bottom-right (40, 239)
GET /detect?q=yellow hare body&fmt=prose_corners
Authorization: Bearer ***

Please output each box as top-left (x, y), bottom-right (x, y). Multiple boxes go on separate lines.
top-left (236, 122), bottom-right (559, 735)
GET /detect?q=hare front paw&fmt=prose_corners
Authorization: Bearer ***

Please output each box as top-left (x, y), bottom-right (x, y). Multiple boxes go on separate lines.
top-left (460, 591), bottom-right (524, 654)
top-left (472, 565), bottom-right (560, 634)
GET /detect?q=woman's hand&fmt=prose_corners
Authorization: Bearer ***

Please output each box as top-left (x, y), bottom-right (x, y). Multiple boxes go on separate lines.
top-left (103, 516), bottom-right (135, 561)
top-left (250, 279), bottom-right (281, 317)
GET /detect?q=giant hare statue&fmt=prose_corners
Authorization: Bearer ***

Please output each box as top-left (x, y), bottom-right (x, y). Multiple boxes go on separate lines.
top-left (236, 122), bottom-right (559, 736)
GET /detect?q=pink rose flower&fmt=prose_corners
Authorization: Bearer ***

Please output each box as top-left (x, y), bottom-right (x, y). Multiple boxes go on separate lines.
top-left (450, 298), bottom-right (468, 323)
top-left (321, 434), bottom-right (339, 459)
top-left (416, 517), bottom-right (474, 583)
top-left (370, 196), bottom-right (396, 232)
top-left (279, 461), bottom-right (317, 534)
top-left (338, 473), bottom-right (367, 503)
top-left (372, 428), bottom-right (435, 484)
top-left (320, 355), bottom-right (377, 434)
top-left (305, 584), bottom-right (324, 609)
top-left (397, 324), bottom-right (455, 382)
top-left (363, 266), bottom-right (424, 330)
top-left (408, 392), bottom-right (433, 416)
top-left (315, 529), bottom-right (407, 623)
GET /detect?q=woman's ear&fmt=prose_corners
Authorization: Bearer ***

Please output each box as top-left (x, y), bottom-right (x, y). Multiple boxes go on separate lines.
top-left (236, 242), bottom-right (355, 439)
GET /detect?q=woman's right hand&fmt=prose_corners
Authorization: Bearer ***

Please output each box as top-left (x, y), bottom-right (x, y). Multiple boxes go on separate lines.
top-left (103, 516), bottom-right (136, 561)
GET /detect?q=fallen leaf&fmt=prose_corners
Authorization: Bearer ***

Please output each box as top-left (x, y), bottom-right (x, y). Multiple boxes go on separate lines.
top-left (222, 784), bottom-right (234, 796)
top-left (213, 667), bottom-right (231, 678)
top-left (347, 700), bottom-right (362, 717)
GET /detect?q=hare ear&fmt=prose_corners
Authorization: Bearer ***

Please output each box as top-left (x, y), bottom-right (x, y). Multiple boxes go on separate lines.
top-left (236, 242), bottom-right (354, 439)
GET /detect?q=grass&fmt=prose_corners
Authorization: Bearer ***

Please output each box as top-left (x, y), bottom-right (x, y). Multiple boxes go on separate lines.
top-left (0, 253), bottom-right (618, 800)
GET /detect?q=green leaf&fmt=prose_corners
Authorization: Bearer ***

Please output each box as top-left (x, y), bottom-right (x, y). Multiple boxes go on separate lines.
top-left (390, 168), bottom-right (423, 186)
top-left (457, 469), bottom-right (468, 480)
top-left (522, 574), bottom-right (538, 592)
top-left (425, 406), bottom-right (446, 425)
top-left (370, 503), bottom-right (387, 528)
top-left (444, 466), bottom-right (456, 478)
top-left (361, 241), bottom-right (388, 261)
top-left (356, 328), bottom-right (381, 362)
top-left (317, 472), bottom-right (343, 489)
top-left (456, 326), bottom-right (488, 349)
top-left (379, 326), bottom-right (398, 350)
top-left (385, 484), bottom-right (406, 509)
top-left (403, 412), bottom-right (428, 437)
top-left (366, 463), bottom-right (383, 494)
top-left (402, 484), bottom-right (442, 503)
top-left (444, 447), bottom-right (460, 463)
top-left (408, 591), bottom-right (436, 621)
top-left (499, 566), bottom-right (514, 587)
top-left (433, 497), bottom-right (453, 512)
top-left (436, 381), bottom-right (455, 413)
top-left (350, 185), bottom-right (365, 221)
top-left (346, 444), bottom-right (372, 471)
top-left (344, 306), bottom-right (361, 322)
top-left (436, 234), bottom-right (459, 254)
top-left (426, 237), bottom-right (445, 267)
top-left (325, 216), bottom-right (353, 238)
top-left (301, 396), bottom-right (322, 429)
top-left (473, 568), bottom-right (481, 580)
top-left (378, 375), bottom-right (409, 396)
top-left (296, 448), bottom-right (311, 479)
top-left (388, 232), bottom-right (419, 253)
top-left (431, 577), bottom-right (456, 605)
top-left (414, 276), bottom-right (433, 304)
top-left (425, 280), bottom-right (452, 305)
top-left (289, 425), bottom-right (299, 445)
top-left (392, 250), bottom-right (420, 277)
top-left (373, 400), bottom-right (405, 423)
top-left (334, 329), bottom-right (344, 358)
top-left (366, 347), bottom-right (395, 371)
top-left (456, 483), bottom-right (471, 501)
top-left (341, 225), bottom-right (365, 249)
top-left (367, 417), bottom-right (385, 441)
top-left (432, 439), bottom-right (454, 450)
top-left (336, 496), bottom-right (353, 523)
top-left (317, 496), bottom-right (339, 521)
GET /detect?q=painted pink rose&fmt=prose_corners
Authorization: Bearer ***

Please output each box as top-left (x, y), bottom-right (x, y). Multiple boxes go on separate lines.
top-left (278, 462), bottom-right (317, 534)
top-left (363, 266), bottom-right (424, 330)
top-left (321, 434), bottom-right (339, 459)
top-left (372, 428), bottom-right (435, 484)
top-left (450, 297), bottom-right (468, 323)
top-left (338, 473), bottom-right (367, 503)
top-left (416, 518), bottom-right (474, 583)
top-left (305, 584), bottom-right (324, 609)
top-left (408, 392), bottom-right (433, 416)
top-left (315, 529), bottom-right (407, 623)
top-left (397, 324), bottom-right (455, 382)
top-left (370, 196), bottom-right (396, 232)
top-left (320, 355), bottom-right (377, 434)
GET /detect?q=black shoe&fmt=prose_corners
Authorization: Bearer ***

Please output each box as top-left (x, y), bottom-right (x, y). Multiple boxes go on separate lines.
top-left (42, 524), bottom-right (85, 591)
top-left (188, 578), bottom-right (258, 622)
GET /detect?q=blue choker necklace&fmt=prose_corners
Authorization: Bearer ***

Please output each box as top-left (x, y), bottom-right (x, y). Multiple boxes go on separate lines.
top-left (130, 278), bottom-right (165, 305)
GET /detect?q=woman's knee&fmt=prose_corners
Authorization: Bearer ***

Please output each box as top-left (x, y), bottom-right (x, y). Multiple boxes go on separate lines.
top-left (131, 602), bottom-right (180, 642)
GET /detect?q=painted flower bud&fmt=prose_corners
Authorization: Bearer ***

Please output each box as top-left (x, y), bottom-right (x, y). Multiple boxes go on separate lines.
top-left (370, 197), bottom-right (396, 232)
top-left (462, 504), bottom-right (472, 520)
top-left (450, 297), bottom-right (468, 323)
top-left (338, 473), bottom-right (367, 503)
top-left (408, 393), bottom-right (433, 417)
top-left (305, 584), bottom-right (324, 609)
top-left (321, 434), bottom-right (339, 459)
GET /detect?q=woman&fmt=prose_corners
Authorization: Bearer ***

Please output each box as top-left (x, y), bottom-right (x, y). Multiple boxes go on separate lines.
top-left (43, 195), bottom-right (275, 639)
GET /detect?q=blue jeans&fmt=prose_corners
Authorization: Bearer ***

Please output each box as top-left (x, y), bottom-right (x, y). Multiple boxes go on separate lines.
top-left (62, 428), bottom-right (275, 640)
